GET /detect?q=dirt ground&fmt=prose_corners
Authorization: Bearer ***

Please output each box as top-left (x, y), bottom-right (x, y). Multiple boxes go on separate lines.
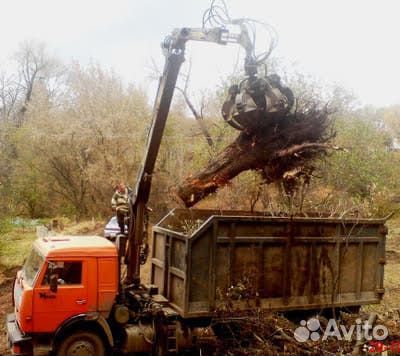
top-left (0, 267), bottom-right (19, 355)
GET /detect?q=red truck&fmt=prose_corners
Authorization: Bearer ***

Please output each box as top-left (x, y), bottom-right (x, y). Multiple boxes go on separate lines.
top-left (7, 211), bottom-right (387, 355)
top-left (9, 235), bottom-right (118, 355)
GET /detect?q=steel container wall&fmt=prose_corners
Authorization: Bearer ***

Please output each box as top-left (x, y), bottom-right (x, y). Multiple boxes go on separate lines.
top-left (151, 209), bottom-right (387, 318)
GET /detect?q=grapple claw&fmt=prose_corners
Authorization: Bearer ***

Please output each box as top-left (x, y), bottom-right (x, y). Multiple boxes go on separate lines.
top-left (221, 74), bottom-right (294, 131)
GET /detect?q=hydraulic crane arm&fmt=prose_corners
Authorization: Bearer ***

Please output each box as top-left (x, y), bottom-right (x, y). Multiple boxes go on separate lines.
top-left (125, 26), bottom-right (254, 286)
top-left (125, 24), bottom-right (291, 286)
top-left (167, 26), bottom-right (256, 75)
top-left (125, 49), bottom-right (184, 286)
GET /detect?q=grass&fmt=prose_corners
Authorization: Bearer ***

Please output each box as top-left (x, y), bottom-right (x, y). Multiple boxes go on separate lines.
top-left (0, 225), bottom-right (36, 273)
top-left (0, 217), bottom-right (52, 272)
top-left (0, 217), bottom-right (106, 276)
top-left (364, 218), bottom-right (400, 314)
top-left (62, 219), bottom-right (104, 235)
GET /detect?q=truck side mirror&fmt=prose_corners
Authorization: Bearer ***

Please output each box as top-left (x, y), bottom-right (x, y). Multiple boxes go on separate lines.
top-left (49, 274), bottom-right (58, 293)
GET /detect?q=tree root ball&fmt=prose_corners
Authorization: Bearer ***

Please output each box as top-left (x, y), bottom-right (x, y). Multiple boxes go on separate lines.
top-left (177, 106), bottom-right (333, 207)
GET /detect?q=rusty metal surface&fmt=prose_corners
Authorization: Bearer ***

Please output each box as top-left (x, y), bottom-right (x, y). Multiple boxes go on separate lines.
top-left (151, 209), bottom-right (387, 318)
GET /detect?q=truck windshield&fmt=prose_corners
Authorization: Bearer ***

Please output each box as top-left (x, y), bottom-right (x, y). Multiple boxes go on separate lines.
top-left (22, 248), bottom-right (44, 286)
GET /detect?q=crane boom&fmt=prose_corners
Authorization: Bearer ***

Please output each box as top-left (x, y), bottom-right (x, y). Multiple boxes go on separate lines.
top-left (125, 26), bottom-right (252, 285)
top-left (124, 25), bottom-right (290, 286)
top-left (126, 50), bottom-right (185, 285)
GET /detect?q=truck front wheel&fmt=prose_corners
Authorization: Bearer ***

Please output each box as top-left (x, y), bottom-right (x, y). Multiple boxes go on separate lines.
top-left (56, 331), bottom-right (105, 356)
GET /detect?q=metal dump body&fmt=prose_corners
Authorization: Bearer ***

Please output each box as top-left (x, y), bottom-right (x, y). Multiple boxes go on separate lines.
top-left (151, 209), bottom-right (387, 318)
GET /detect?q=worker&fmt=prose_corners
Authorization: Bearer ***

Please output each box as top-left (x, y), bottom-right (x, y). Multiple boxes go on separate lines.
top-left (111, 182), bottom-right (130, 234)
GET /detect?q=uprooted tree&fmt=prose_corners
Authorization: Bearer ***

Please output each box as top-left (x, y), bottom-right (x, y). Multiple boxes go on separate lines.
top-left (177, 103), bottom-right (335, 207)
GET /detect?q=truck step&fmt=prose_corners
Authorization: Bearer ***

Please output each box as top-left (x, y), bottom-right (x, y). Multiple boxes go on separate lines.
top-left (167, 323), bottom-right (177, 354)
top-left (33, 345), bottom-right (52, 356)
top-left (151, 294), bottom-right (169, 304)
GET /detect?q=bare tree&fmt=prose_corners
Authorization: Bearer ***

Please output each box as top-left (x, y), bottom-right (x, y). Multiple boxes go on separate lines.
top-left (0, 71), bottom-right (22, 121)
top-left (175, 61), bottom-right (214, 146)
top-left (149, 57), bottom-right (214, 146)
top-left (13, 40), bottom-right (64, 125)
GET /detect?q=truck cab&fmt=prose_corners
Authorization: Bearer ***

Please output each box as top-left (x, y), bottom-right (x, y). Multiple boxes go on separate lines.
top-left (8, 235), bottom-right (118, 355)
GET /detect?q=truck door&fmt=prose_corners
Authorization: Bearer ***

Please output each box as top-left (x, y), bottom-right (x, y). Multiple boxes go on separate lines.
top-left (32, 259), bottom-right (88, 333)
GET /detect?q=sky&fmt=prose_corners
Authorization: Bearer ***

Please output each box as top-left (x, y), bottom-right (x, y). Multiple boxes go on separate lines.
top-left (0, 0), bottom-right (399, 107)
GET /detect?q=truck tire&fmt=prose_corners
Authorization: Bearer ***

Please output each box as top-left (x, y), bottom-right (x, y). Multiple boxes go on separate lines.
top-left (56, 331), bottom-right (105, 356)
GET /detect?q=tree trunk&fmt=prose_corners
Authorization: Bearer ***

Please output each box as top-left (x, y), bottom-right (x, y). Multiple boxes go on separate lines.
top-left (177, 106), bottom-right (332, 207)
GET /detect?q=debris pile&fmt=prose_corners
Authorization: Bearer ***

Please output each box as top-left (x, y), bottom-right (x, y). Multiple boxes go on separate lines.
top-left (210, 309), bottom-right (400, 355)
top-left (208, 283), bottom-right (400, 356)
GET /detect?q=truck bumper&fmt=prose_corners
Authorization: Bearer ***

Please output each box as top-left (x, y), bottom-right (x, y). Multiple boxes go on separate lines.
top-left (6, 313), bottom-right (32, 355)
